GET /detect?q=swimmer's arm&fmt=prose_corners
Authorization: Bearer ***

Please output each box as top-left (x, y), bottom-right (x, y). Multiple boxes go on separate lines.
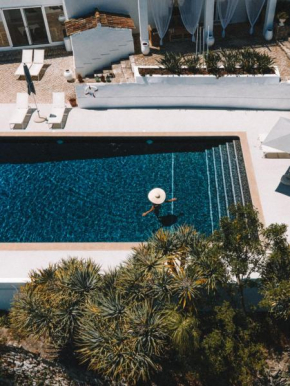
top-left (142, 206), bottom-right (155, 217)
top-left (166, 198), bottom-right (177, 203)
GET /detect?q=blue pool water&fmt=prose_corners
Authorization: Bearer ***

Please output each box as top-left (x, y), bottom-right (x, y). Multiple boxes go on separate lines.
top-left (0, 137), bottom-right (251, 242)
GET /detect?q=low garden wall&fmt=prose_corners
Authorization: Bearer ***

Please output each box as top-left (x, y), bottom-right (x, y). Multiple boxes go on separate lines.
top-left (134, 66), bottom-right (281, 85)
top-left (76, 81), bottom-right (290, 110)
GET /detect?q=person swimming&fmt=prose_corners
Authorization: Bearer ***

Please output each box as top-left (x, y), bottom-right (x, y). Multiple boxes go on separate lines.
top-left (142, 188), bottom-right (177, 217)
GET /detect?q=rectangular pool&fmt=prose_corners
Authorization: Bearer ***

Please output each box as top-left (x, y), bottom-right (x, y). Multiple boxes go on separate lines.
top-left (0, 137), bottom-right (251, 242)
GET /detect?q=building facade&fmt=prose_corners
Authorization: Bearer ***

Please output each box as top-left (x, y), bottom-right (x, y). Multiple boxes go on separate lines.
top-left (0, 0), bottom-right (279, 51)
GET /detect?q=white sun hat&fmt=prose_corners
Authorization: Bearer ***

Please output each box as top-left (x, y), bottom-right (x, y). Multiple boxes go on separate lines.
top-left (148, 188), bottom-right (166, 204)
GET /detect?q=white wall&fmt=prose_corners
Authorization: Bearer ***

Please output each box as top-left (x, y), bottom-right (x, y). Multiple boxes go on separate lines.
top-left (75, 82), bottom-right (290, 110)
top-left (71, 26), bottom-right (134, 77)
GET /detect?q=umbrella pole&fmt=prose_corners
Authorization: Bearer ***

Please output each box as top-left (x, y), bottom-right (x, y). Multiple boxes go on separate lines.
top-left (32, 93), bottom-right (46, 123)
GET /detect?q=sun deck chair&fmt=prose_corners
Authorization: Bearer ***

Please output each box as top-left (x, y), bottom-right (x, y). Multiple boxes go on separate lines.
top-left (259, 133), bottom-right (290, 159)
top-left (9, 93), bottom-right (29, 129)
top-left (15, 50), bottom-right (33, 77)
top-left (29, 49), bottom-right (45, 80)
top-left (47, 92), bottom-right (66, 129)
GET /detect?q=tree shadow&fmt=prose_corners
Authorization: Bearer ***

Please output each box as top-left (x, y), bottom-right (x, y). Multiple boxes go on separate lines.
top-left (275, 167), bottom-right (290, 197)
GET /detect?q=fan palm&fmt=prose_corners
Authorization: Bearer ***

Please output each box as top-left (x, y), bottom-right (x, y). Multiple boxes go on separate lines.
top-left (164, 308), bottom-right (199, 355)
top-left (171, 268), bottom-right (201, 311)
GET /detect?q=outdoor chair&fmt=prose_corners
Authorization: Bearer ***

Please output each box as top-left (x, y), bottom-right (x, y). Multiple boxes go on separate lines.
top-left (9, 93), bottom-right (30, 129)
top-left (259, 133), bottom-right (290, 159)
top-left (47, 92), bottom-right (66, 129)
top-left (29, 49), bottom-right (45, 80)
top-left (15, 50), bottom-right (33, 77)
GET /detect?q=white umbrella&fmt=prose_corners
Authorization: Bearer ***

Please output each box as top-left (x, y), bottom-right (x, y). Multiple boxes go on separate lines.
top-left (263, 117), bottom-right (290, 186)
top-left (263, 117), bottom-right (290, 153)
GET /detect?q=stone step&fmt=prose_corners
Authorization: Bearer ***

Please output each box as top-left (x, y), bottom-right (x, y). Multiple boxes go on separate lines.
top-left (121, 60), bottom-right (132, 69)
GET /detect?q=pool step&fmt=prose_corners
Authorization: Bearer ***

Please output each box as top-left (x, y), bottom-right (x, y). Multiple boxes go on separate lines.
top-left (205, 140), bottom-right (252, 231)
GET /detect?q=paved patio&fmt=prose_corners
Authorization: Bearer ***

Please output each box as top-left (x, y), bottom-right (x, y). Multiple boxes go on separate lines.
top-left (2, 26), bottom-right (290, 99)
top-left (0, 47), bottom-right (75, 104)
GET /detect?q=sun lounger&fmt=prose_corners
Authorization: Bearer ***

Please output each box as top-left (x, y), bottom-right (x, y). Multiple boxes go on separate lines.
top-left (9, 93), bottom-right (29, 129)
top-left (15, 50), bottom-right (33, 77)
top-left (47, 92), bottom-right (66, 129)
top-left (259, 134), bottom-right (290, 159)
top-left (29, 49), bottom-right (45, 80)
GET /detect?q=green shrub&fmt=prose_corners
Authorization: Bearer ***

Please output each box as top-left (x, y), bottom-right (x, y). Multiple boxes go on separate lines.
top-left (240, 48), bottom-right (258, 74)
top-left (220, 49), bottom-right (240, 74)
top-left (183, 55), bottom-right (200, 74)
top-left (204, 51), bottom-right (221, 77)
top-left (200, 302), bottom-right (266, 386)
top-left (158, 52), bottom-right (183, 75)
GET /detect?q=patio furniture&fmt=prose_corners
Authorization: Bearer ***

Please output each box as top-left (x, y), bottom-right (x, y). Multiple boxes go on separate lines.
top-left (168, 26), bottom-right (191, 42)
top-left (259, 133), bottom-right (290, 158)
top-left (9, 93), bottom-right (29, 130)
top-left (148, 25), bottom-right (160, 47)
top-left (29, 49), bottom-right (45, 80)
top-left (47, 92), bottom-right (66, 129)
top-left (15, 49), bottom-right (33, 77)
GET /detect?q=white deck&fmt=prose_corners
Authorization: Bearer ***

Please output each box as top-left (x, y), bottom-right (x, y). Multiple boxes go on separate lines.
top-left (0, 105), bottom-right (290, 280)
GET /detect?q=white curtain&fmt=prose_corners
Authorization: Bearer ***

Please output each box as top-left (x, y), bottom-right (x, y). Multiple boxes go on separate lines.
top-left (178, 0), bottom-right (204, 42)
top-left (149, 0), bottom-right (174, 45)
top-left (217, 0), bottom-right (239, 37)
top-left (245, 0), bottom-right (266, 34)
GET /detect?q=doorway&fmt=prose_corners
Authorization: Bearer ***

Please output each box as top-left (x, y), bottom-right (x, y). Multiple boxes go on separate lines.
top-left (3, 7), bottom-right (49, 47)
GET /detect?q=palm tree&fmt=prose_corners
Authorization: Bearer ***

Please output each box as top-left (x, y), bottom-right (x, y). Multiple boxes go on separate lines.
top-left (10, 257), bottom-right (103, 351)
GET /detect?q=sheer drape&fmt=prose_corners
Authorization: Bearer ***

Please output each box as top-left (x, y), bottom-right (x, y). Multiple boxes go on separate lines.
top-left (149, 0), bottom-right (174, 45)
top-left (217, 0), bottom-right (239, 37)
top-left (178, 0), bottom-right (204, 42)
top-left (245, 0), bottom-right (266, 34)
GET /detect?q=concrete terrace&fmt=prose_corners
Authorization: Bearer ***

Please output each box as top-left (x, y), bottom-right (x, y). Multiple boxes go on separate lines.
top-left (0, 106), bottom-right (290, 280)
top-left (2, 30), bottom-right (290, 102)
top-left (1, 28), bottom-right (290, 281)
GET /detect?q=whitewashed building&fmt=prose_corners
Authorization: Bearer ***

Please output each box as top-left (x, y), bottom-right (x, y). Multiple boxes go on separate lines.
top-left (0, 0), bottom-right (280, 52)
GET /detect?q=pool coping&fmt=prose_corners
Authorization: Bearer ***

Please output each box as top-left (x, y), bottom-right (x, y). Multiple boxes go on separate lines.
top-left (0, 131), bottom-right (263, 251)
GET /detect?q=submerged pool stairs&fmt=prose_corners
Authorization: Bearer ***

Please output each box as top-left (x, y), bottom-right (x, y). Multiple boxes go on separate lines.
top-left (205, 139), bottom-right (251, 232)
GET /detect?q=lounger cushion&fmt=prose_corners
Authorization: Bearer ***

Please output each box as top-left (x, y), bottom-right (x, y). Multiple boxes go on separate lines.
top-left (9, 109), bottom-right (28, 125)
top-left (47, 108), bottom-right (65, 124)
top-left (15, 62), bottom-right (32, 76)
top-left (30, 63), bottom-right (43, 76)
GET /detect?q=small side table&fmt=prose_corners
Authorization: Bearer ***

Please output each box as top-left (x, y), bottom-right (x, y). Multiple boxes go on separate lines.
top-left (274, 24), bottom-right (290, 40)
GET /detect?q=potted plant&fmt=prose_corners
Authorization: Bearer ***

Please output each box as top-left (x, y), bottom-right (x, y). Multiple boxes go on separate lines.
top-left (67, 90), bottom-right (78, 107)
top-left (276, 11), bottom-right (289, 26)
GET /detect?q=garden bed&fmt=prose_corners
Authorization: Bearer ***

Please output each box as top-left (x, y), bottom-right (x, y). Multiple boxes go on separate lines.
top-left (138, 67), bottom-right (276, 77)
top-left (134, 65), bottom-right (281, 85)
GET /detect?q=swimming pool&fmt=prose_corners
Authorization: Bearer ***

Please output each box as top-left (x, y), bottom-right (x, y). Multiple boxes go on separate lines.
top-left (0, 137), bottom-right (251, 242)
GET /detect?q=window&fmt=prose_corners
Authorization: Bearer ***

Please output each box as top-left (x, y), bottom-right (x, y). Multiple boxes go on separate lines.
top-left (0, 13), bottom-right (9, 47)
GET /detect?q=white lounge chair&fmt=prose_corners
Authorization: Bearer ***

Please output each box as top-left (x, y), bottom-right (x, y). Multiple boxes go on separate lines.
top-left (15, 50), bottom-right (33, 77)
top-left (47, 92), bottom-right (66, 129)
top-left (9, 93), bottom-right (29, 129)
top-left (30, 49), bottom-right (45, 80)
top-left (259, 133), bottom-right (290, 159)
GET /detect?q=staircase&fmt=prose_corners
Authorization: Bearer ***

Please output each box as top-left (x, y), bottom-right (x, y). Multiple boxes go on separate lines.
top-left (100, 58), bottom-right (135, 84)
top-left (205, 139), bottom-right (251, 232)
